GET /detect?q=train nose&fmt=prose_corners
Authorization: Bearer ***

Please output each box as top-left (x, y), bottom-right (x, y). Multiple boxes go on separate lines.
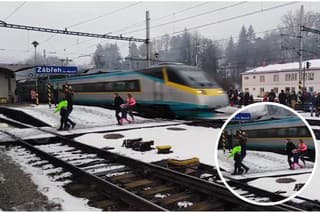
top-left (198, 93), bottom-right (229, 109)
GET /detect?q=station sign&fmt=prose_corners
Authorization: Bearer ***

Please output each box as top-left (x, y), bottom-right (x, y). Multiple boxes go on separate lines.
top-left (234, 113), bottom-right (251, 120)
top-left (36, 66), bottom-right (78, 74)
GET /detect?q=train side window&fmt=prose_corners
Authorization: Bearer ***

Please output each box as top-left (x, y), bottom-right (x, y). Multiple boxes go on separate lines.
top-left (138, 68), bottom-right (164, 80)
top-left (114, 82), bottom-right (126, 91)
top-left (104, 82), bottom-right (113, 91)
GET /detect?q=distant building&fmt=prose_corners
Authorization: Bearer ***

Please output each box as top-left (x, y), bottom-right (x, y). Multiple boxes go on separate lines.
top-left (241, 59), bottom-right (320, 97)
top-left (0, 64), bottom-right (33, 103)
top-left (0, 67), bottom-right (16, 103)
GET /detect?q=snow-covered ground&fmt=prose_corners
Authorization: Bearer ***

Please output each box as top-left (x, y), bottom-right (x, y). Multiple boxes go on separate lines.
top-left (6, 147), bottom-right (100, 211)
top-left (248, 174), bottom-right (311, 197)
top-left (218, 149), bottom-right (314, 199)
top-left (75, 124), bottom-right (220, 166)
top-left (2, 104), bottom-right (320, 203)
top-left (300, 112), bottom-right (320, 121)
top-left (9, 104), bottom-right (149, 128)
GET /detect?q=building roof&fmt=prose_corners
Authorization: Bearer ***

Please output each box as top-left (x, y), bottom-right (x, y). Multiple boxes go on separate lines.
top-left (243, 59), bottom-right (320, 74)
top-left (0, 63), bottom-right (33, 72)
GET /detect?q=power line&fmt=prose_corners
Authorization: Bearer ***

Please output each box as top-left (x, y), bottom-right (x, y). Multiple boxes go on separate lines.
top-left (152, 2), bottom-right (211, 22)
top-left (152, 2), bottom-right (299, 40)
top-left (3, 2), bottom-right (26, 21)
top-left (0, 20), bottom-right (146, 42)
top-left (57, 26), bottom-right (287, 61)
top-left (121, 2), bottom-right (248, 35)
top-left (176, 2), bottom-right (298, 35)
top-left (112, 1), bottom-right (211, 34)
top-left (40, 2), bottom-right (141, 44)
top-left (66, 2), bottom-right (142, 28)
top-left (58, 2), bottom-right (212, 51)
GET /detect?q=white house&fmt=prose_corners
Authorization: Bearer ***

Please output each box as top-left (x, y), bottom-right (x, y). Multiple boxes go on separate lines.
top-left (241, 59), bottom-right (320, 97)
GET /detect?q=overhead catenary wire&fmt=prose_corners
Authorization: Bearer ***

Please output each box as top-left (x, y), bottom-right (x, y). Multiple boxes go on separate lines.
top-left (121, 1), bottom-right (248, 35)
top-left (66, 2), bottom-right (142, 29)
top-left (152, 1), bottom-right (299, 40)
top-left (40, 2), bottom-right (142, 44)
top-left (55, 2), bottom-right (213, 53)
top-left (50, 1), bottom-right (247, 55)
top-left (111, 1), bottom-right (210, 35)
top-left (2, 2), bottom-right (300, 64)
top-left (3, 2), bottom-right (26, 21)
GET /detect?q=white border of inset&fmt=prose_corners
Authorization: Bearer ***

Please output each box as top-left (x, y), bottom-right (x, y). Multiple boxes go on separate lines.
top-left (214, 102), bottom-right (318, 206)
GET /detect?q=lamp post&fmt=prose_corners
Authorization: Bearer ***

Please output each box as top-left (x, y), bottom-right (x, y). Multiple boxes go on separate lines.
top-left (32, 41), bottom-right (39, 105)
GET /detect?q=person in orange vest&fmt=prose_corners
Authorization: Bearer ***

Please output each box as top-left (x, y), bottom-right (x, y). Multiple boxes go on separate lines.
top-left (126, 93), bottom-right (136, 122)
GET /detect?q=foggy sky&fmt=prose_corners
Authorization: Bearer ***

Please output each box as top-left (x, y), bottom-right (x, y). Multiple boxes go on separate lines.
top-left (0, 1), bottom-right (320, 65)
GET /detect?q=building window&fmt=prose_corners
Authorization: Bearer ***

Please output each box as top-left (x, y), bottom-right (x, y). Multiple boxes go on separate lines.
top-left (260, 76), bottom-right (265, 82)
top-left (291, 87), bottom-right (295, 92)
top-left (285, 74), bottom-right (290, 81)
top-left (253, 76), bottom-right (256, 79)
top-left (273, 75), bottom-right (279, 82)
top-left (307, 72), bottom-right (314, 80)
top-left (273, 87), bottom-right (278, 93)
top-left (309, 87), bottom-right (314, 92)
top-left (253, 88), bottom-right (256, 91)
top-left (285, 87), bottom-right (290, 93)
top-left (285, 73), bottom-right (297, 81)
top-left (260, 88), bottom-right (264, 93)
top-left (245, 88), bottom-right (249, 91)
top-left (244, 76), bottom-right (249, 80)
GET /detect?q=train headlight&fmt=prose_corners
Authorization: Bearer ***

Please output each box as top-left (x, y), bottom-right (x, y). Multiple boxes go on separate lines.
top-left (217, 90), bottom-right (223, 94)
top-left (196, 90), bottom-right (206, 95)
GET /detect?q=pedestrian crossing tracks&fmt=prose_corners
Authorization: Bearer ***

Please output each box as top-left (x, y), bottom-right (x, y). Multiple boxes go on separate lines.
top-left (0, 119), bottom-right (185, 142)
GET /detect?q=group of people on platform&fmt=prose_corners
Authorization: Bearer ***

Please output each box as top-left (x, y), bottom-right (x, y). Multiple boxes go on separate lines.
top-left (227, 130), bottom-right (249, 175)
top-left (113, 93), bottom-right (137, 125)
top-left (228, 88), bottom-right (320, 116)
top-left (227, 89), bottom-right (254, 107)
top-left (286, 139), bottom-right (308, 170)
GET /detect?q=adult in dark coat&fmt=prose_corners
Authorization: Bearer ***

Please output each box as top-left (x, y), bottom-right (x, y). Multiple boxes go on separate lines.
top-left (268, 89), bottom-right (276, 102)
top-left (278, 90), bottom-right (287, 105)
top-left (289, 91), bottom-right (298, 109)
top-left (310, 92), bottom-right (317, 117)
top-left (243, 92), bottom-right (250, 106)
top-left (316, 93), bottom-right (320, 117)
top-left (53, 84), bottom-right (59, 106)
top-left (113, 93), bottom-right (124, 125)
top-left (286, 139), bottom-right (296, 169)
top-left (65, 87), bottom-right (76, 129)
top-left (239, 133), bottom-right (249, 173)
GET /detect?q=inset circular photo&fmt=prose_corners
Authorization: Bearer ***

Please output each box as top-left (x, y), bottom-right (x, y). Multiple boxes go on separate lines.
top-left (215, 102), bottom-right (317, 206)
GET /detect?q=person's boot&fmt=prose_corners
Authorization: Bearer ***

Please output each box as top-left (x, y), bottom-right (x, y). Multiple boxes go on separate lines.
top-left (245, 167), bottom-right (249, 174)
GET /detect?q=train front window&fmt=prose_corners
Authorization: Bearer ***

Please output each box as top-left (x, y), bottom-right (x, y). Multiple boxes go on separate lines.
top-left (181, 71), bottom-right (217, 88)
top-left (170, 66), bottom-right (218, 88)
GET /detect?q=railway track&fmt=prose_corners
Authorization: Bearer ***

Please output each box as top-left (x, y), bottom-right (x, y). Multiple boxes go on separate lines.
top-left (155, 160), bottom-right (320, 211)
top-left (0, 129), bottom-right (305, 211)
top-left (1, 111), bottom-right (319, 210)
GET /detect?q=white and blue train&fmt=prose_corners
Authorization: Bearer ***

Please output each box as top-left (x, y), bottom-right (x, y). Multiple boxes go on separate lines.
top-left (19, 64), bottom-right (229, 118)
top-left (225, 117), bottom-right (315, 153)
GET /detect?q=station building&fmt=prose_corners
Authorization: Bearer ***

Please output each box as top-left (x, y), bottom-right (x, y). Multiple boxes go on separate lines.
top-left (241, 59), bottom-right (320, 97)
top-left (0, 64), bottom-right (33, 103)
